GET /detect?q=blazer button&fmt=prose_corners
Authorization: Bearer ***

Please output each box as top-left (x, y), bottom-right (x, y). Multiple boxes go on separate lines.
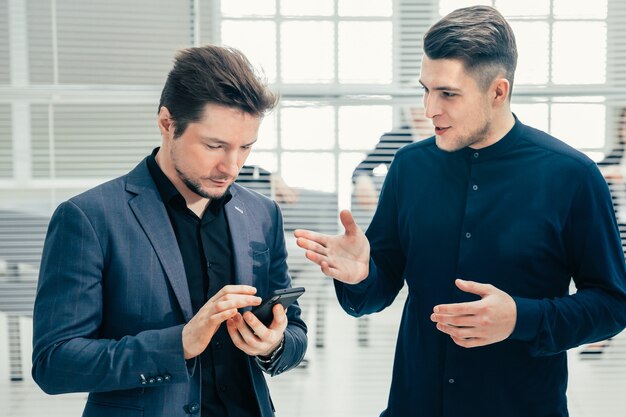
top-left (148, 377), bottom-right (156, 384)
top-left (156, 376), bottom-right (163, 383)
top-left (185, 402), bottom-right (200, 414)
top-left (163, 374), bottom-right (172, 382)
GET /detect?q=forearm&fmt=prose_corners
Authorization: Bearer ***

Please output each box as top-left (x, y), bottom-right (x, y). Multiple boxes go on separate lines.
top-left (511, 287), bottom-right (626, 356)
top-left (334, 258), bottom-right (404, 317)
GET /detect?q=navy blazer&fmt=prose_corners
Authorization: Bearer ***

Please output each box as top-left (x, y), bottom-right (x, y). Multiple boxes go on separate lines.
top-left (32, 158), bottom-right (307, 417)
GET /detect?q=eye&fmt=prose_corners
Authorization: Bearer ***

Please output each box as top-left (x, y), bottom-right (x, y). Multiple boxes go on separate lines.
top-left (206, 144), bottom-right (222, 150)
top-left (442, 91), bottom-right (457, 98)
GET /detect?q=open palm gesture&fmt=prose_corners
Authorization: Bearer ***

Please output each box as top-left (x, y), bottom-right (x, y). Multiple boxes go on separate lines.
top-left (294, 210), bottom-right (370, 284)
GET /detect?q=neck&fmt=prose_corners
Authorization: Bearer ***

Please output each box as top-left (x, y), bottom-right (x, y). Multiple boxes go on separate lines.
top-left (470, 110), bottom-right (515, 150)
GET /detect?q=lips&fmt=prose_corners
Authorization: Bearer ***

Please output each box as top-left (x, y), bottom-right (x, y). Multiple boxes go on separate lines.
top-left (209, 178), bottom-right (231, 187)
top-left (435, 126), bottom-right (450, 135)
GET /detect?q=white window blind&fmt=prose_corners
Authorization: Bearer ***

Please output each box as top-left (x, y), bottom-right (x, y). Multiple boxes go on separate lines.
top-left (0, 0), bottom-right (9, 85)
top-left (30, 104), bottom-right (158, 178)
top-left (0, 105), bottom-right (11, 178)
top-left (28, 0), bottom-right (191, 85)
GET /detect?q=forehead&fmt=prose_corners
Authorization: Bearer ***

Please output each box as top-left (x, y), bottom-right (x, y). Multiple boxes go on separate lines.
top-left (198, 103), bottom-right (260, 124)
top-left (419, 56), bottom-right (477, 89)
top-left (185, 103), bottom-right (261, 143)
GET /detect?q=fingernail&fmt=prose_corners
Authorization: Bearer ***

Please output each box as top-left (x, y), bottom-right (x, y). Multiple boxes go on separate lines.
top-left (433, 306), bottom-right (439, 313)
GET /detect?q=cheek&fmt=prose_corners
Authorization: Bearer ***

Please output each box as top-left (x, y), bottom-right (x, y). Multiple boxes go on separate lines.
top-left (237, 149), bottom-right (252, 165)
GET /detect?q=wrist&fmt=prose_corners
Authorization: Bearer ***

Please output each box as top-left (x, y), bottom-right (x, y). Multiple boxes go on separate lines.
top-left (257, 336), bottom-right (284, 363)
top-left (182, 323), bottom-right (200, 360)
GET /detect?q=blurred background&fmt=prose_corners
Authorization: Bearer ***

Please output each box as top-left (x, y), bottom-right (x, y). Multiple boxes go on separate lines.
top-left (1, 0), bottom-right (626, 416)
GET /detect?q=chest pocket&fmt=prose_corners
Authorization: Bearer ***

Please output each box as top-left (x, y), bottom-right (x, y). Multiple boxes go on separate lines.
top-left (252, 248), bottom-right (270, 277)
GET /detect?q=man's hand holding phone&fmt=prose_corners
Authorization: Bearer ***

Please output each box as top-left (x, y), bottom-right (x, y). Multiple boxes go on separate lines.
top-left (227, 303), bottom-right (288, 357)
top-left (182, 285), bottom-right (262, 360)
top-left (227, 287), bottom-right (305, 357)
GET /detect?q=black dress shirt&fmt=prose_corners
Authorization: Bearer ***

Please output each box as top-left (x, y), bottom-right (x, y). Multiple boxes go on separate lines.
top-left (147, 148), bottom-right (259, 417)
top-left (336, 117), bottom-right (626, 416)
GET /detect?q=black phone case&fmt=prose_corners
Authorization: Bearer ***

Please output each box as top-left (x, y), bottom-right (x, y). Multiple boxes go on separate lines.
top-left (251, 287), bottom-right (305, 326)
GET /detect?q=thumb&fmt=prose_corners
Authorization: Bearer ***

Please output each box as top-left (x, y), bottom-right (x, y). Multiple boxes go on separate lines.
top-left (455, 279), bottom-right (493, 297)
top-left (339, 209), bottom-right (360, 236)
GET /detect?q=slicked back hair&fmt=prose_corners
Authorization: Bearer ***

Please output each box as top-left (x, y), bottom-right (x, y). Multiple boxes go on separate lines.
top-left (158, 45), bottom-right (278, 138)
top-left (423, 5), bottom-right (518, 98)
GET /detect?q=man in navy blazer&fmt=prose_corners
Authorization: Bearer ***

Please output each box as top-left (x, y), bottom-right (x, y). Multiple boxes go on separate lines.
top-left (32, 45), bottom-right (307, 416)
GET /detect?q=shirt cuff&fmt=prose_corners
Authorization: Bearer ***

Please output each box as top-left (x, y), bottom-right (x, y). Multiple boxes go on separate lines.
top-left (509, 296), bottom-right (543, 341)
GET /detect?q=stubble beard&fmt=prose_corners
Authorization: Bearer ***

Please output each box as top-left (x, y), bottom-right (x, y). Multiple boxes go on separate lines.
top-left (437, 119), bottom-right (492, 153)
top-left (176, 166), bottom-right (232, 200)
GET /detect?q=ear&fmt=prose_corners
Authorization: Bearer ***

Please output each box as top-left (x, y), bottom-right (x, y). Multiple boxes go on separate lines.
top-left (157, 107), bottom-right (175, 138)
top-left (492, 78), bottom-right (511, 105)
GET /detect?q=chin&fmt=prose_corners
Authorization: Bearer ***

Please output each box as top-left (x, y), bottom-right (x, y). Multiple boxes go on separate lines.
top-left (435, 136), bottom-right (461, 153)
top-left (204, 188), bottom-right (229, 200)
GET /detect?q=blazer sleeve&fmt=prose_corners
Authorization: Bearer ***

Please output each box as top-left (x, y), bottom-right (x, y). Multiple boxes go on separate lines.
top-left (32, 200), bottom-right (191, 394)
top-left (257, 200), bottom-right (308, 377)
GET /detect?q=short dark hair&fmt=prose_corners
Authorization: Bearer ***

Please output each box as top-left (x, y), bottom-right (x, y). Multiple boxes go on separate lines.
top-left (158, 44), bottom-right (279, 138)
top-left (423, 6), bottom-right (518, 96)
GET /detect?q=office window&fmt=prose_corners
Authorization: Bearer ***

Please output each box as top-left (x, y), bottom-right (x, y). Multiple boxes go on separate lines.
top-left (218, 0), bottom-right (394, 198)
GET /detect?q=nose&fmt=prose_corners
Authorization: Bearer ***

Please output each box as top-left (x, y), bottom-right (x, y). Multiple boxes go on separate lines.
top-left (423, 93), bottom-right (440, 119)
top-left (218, 150), bottom-right (241, 177)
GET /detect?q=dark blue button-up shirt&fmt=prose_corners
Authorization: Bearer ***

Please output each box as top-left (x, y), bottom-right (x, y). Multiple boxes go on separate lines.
top-left (336, 117), bottom-right (626, 417)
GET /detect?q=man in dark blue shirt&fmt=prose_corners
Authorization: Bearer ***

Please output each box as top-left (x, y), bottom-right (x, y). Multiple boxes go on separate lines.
top-left (295, 6), bottom-right (626, 417)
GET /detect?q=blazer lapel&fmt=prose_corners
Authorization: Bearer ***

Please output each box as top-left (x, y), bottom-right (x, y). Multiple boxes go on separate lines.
top-left (126, 161), bottom-right (194, 322)
top-left (225, 188), bottom-right (253, 287)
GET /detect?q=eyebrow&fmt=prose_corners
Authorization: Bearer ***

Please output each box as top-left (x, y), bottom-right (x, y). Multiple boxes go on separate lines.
top-left (418, 80), bottom-right (462, 92)
top-left (202, 136), bottom-right (258, 147)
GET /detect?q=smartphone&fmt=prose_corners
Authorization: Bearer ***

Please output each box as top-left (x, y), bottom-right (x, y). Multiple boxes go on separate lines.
top-left (251, 287), bottom-right (305, 326)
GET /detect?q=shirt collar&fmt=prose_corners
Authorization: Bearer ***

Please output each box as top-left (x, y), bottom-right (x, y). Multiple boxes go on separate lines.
top-left (460, 114), bottom-right (525, 162)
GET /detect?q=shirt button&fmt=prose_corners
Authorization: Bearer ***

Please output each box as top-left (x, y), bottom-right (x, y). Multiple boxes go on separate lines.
top-left (465, 232), bottom-right (471, 239)
top-left (449, 378), bottom-right (455, 384)
top-left (473, 152), bottom-right (479, 158)
top-left (472, 184), bottom-right (478, 191)
top-left (207, 262), bottom-right (212, 269)
top-left (215, 341), bottom-right (222, 349)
